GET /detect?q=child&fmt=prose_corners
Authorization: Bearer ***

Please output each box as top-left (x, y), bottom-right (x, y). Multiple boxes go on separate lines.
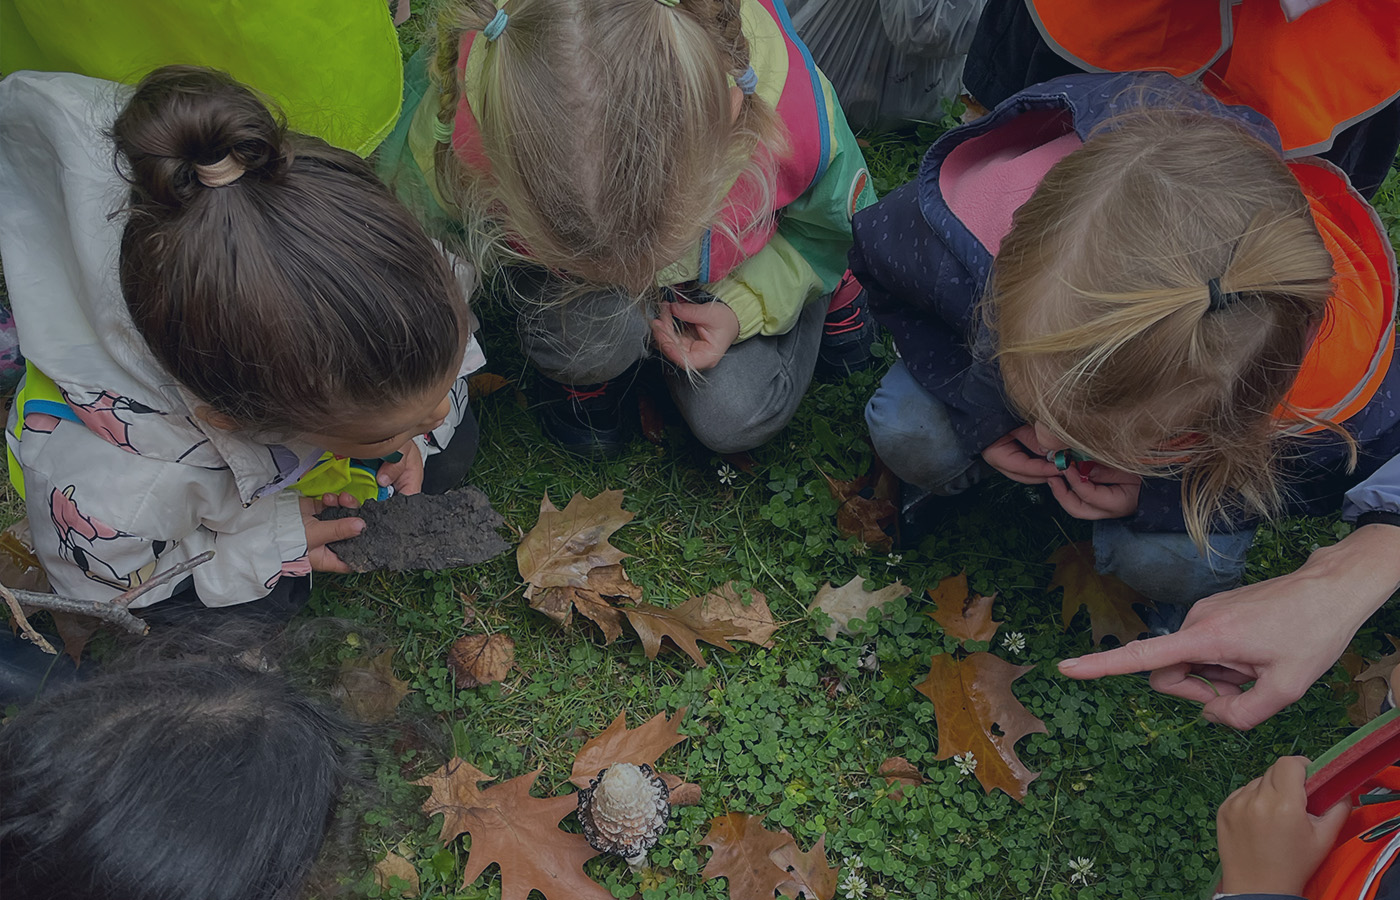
top-left (381, 0), bottom-right (877, 457)
top-left (0, 66), bottom-right (484, 613)
top-left (0, 656), bottom-right (357, 900)
top-left (853, 72), bottom-right (1399, 607)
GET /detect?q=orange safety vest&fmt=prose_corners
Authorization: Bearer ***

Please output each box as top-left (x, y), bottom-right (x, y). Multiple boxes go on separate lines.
top-left (1024, 0), bottom-right (1400, 156)
top-left (1276, 157), bottom-right (1397, 431)
top-left (1304, 766), bottom-right (1400, 900)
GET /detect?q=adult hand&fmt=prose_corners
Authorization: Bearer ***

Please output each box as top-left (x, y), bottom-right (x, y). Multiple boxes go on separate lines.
top-left (1046, 464), bottom-right (1141, 520)
top-left (1058, 524), bottom-right (1400, 729)
top-left (299, 494), bottom-right (364, 574)
top-left (1217, 756), bottom-right (1349, 896)
top-left (376, 440), bottom-right (425, 495)
top-left (650, 300), bottom-right (740, 372)
top-left (980, 425), bottom-right (1060, 484)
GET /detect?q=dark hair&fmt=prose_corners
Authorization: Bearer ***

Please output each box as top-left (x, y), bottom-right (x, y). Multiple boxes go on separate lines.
top-left (112, 65), bottom-right (468, 432)
top-left (0, 658), bottom-right (356, 900)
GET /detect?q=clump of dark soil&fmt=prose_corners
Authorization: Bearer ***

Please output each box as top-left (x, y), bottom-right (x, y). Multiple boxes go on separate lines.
top-left (321, 487), bottom-right (511, 572)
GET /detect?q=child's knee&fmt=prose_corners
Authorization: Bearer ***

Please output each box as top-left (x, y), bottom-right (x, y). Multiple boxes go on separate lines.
top-left (1093, 520), bottom-right (1254, 606)
top-left (866, 366), bottom-right (979, 494)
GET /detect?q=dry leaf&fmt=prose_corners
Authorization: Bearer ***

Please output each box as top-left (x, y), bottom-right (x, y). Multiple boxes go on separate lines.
top-left (639, 392), bottom-right (667, 444)
top-left (334, 650), bottom-right (411, 722)
top-left (570, 707), bottom-right (690, 788)
top-left (698, 583), bottom-right (778, 648)
top-left (822, 459), bottom-right (898, 552)
top-left (774, 835), bottom-right (840, 900)
top-left (701, 812), bottom-right (799, 900)
top-left (915, 652), bottom-right (1048, 801)
top-left (876, 757), bottom-right (925, 801)
top-left (808, 576), bottom-right (910, 640)
top-left (1353, 636), bottom-right (1400, 725)
top-left (456, 770), bottom-right (613, 900)
top-left (517, 490), bottom-right (634, 595)
top-left (720, 451), bottom-right (757, 474)
top-left (924, 572), bottom-right (1001, 644)
top-left (373, 852), bottom-right (420, 896)
top-left (623, 596), bottom-right (740, 667)
top-left (528, 564), bottom-right (636, 643)
top-left (49, 611), bottom-right (99, 666)
top-left (1048, 542), bottom-right (1151, 646)
top-left (447, 634), bottom-right (515, 688)
top-left (467, 372), bottom-right (510, 399)
top-left (413, 757), bottom-right (494, 844)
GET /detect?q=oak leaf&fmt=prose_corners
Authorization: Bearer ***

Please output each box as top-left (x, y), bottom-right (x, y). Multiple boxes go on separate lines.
top-left (822, 462), bottom-right (897, 552)
top-left (333, 650), bottom-right (411, 722)
top-left (915, 652), bottom-right (1047, 801)
top-left (701, 813), bottom-right (799, 900)
top-left (808, 576), bottom-right (910, 640)
top-left (876, 756), bottom-right (925, 801)
top-left (447, 633), bottom-right (515, 688)
top-left (924, 572), bottom-right (1000, 643)
top-left (517, 491), bottom-right (633, 596)
top-left (1352, 636), bottom-right (1400, 725)
top-left (455, 770), bottom-right (613, 900)
top-left (528, 564), bottom-right (636, 643)
top-left (622, 596), bottom-right (740, 667)
top-left (50, 611), bottom-right (99, 666)
top-left (467, 372), bottom-right (510, 400)
top-left (373, 852), bottom-right (420, 896)
top-left (697, 583), bottom-right (779, 648)
top-left (1048, 542), bottom-right (1151, 646)
top-left (413, 757), bottom-right (494, 843)
top-left (774, 835), bottom-right (840, 900)
top-left (569, 707), bottom-right (690, 788)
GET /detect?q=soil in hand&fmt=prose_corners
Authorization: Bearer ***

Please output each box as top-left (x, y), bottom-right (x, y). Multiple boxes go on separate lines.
top-left (321, 487), bottom-right (511, 572)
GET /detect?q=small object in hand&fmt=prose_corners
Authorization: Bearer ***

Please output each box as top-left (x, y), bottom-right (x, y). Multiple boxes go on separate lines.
top-left (576, 762), bottom-right (671, 869)
top-left (1048, 448), bottom-right (1097, 480)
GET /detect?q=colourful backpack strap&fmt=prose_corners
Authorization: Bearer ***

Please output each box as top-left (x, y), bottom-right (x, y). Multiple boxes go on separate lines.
top-left (291, 454), bottom-right (390, 505)
top-left (7, 362), bottom-right (80, 500)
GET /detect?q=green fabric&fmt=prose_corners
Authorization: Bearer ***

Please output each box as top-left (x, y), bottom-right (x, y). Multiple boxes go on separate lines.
top-left (0, 0), bottom-right (403, 155)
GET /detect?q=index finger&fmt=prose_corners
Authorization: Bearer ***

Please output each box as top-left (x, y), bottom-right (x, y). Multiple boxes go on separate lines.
top-left (1058, 632), bottom-right (1197, 679)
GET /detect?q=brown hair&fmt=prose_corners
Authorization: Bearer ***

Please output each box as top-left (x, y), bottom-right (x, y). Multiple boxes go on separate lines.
top-left (986, 108), bottom-right (1342, 547)
top-left (429, 0), bottom-right (786, 294)
top-left (112, 65), bottom-right (469, 433)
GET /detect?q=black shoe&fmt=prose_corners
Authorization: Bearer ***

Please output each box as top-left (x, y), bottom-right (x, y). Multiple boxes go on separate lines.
top-left (0, 630), bottom-right (85, 706)
top-left (538, 376), bottom-right (632, 459)
top-left (816, 271), bottom-right (879, 376)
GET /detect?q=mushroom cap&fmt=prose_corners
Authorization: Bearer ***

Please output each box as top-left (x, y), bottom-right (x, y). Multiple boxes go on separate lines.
top-left (576, 762), bottom-right (671, 858)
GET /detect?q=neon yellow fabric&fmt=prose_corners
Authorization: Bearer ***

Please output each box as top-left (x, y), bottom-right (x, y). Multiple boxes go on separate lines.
top-left (6, 363), bottom-right (70, 500)
top-left (0, 0), bottom-right (403, 156)
top-left (292, 456), bottom-right (386, 504)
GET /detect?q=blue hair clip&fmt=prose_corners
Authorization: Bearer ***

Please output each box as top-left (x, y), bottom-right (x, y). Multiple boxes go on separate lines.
top-left (735, 65), bottom-right (758, 95)
top-left (483, 8), bottom-right (509, 41)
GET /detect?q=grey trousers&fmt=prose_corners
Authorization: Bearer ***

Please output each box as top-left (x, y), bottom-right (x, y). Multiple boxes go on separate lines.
top-left (511, 270), bottom-right (826, 454)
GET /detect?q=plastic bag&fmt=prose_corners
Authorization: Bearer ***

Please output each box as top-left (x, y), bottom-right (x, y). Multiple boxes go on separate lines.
top-left (788, 0), bottom-right (987, 131)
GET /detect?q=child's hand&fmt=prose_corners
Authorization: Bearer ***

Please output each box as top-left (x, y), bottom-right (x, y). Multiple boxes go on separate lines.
top-left (980, 425), bottom-right (1060, 484)
top-left (299, 494), bottom-right (364, 573)
top-left (1046, 464), bottom-right (1141, 520)
top-left (376, 440), bottom-right (425, 495)
top-left (1217, 756), bottom-right (1349, 896)
top-left (650, 300), bottom-right (740, 372)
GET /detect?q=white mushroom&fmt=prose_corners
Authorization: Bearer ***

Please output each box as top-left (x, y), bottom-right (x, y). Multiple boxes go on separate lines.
top-left (576, 762), bottom-right (671, 869)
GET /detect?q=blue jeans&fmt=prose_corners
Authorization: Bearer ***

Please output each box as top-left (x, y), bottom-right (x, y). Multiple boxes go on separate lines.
top-left (866, 361), bottom-right (1254, 605)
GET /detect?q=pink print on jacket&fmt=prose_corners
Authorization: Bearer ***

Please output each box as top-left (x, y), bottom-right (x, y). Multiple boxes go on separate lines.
top-left (49, 485), bottom-right (168, 592)
top-left (265, 555), bottom-right (312, 590)
top-left (64, 391), bottom-right (162, 454)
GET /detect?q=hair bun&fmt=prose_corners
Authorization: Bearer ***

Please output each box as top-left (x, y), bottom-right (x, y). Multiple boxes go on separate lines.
top-left (113, 65), bottom-right (288, 209)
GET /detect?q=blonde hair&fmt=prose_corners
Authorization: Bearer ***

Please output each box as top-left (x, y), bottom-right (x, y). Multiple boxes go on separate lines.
top-left (430, 0), bottom-right (786, 295)
top-left (986, 108), bottom-right (1343, 548)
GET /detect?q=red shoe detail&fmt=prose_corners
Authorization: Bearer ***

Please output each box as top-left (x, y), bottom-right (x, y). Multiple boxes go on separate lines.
top-left (826, 270), bottom-right (864, 314)
top-left (564, 383), bottom-right (610, 402)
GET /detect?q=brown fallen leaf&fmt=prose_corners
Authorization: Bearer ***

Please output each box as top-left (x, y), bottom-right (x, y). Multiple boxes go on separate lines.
top-left (1048, 542), bottom-right (1151, 646)
top-left (456, 770), bottom-right (613, 900)
top-left (373, 852), bottom-right (421, 896)
top-left (915, 652), bottom-right (1048, 801)
top-left (1353, 636), bottom-right (1400, 725)
top-left (569, 707), bottom-right (690, 788)
top-left (413, 757), bottom-right (494, 844)
top-left (49, 611), bottom-right (99, 666)
top-left (333, 650), bottom-right (411, 722)
top-left (447, 634), bottom-right (515, 689)
top-left (701, 812), bottom-right (799, 900)
top-left (822, 458), bottom-right (898, 552)
top-left (774, 834), bottom-right (840, 900)
top-left (638, 391), bottom-right (667, 444)
top-left (720, 451), bottom-right (758, 474)
top-left (698, 583), bottom-right (778, 648)
top-left (876, 756), bottom-right (925, 801)
top-left (924, 571), bottom-right (1001, 644)
top-left (808, 576), bottom-right (910, 640)
top-left (517, 490), bottom-right (634, 596)
top-left (528, 564), bottom-right (636, 643)
top-left (623, 596), bottom-right (740, 667)
top-left (467, 372), bottom-right (511, 400)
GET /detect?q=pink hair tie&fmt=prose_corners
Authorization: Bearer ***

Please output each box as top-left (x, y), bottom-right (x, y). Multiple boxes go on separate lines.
top-left (194, 155), bottom-right (245, 188)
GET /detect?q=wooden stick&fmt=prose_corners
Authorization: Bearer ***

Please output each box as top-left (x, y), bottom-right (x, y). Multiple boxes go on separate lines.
top-left (111, 550), bottom-right (216, 609)
top-left (8, 585), bottom-right (149, 635)
top-left (0, 582), bottom-right (57, 654)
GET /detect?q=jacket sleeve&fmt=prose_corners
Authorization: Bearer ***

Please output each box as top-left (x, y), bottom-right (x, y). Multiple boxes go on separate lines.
top-left (16, 418), bottom-right (308, 608)
top-left (1343, 453), bottom-right (1400, 525)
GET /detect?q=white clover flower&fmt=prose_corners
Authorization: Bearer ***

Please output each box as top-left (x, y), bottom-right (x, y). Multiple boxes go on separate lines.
top-left (953, 751), bottom-right (978, 776)
top-left (843, 855), bottom-right (864, 872)
top-left (1002, 632), bottom-right (1026, 655)
top-left (839, 872), bottom-right (869, 899)
top-left (885, 553), bottom-right (903, 567)
top-left (1069, 857), bottom-right (1096, 885)
top-left (716, 463), bottom-right (737, 485)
